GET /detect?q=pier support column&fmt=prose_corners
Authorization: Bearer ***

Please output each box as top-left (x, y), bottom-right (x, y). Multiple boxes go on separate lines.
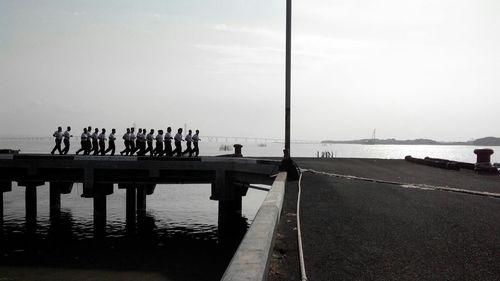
top-left (0, 182), bottom-right (9, 229)
top-left (49, 182), bottom-right (62, 222)
top-left (137, 185), bottom-right (147, 221)
top-left (93, 183), bottom-right (113, 239)
top-left (17, 181), bottom-right (44, 232)
top-left (218, 195), bottom-right (245, 240)
top-left (126, 185), bottom-right (136, 231)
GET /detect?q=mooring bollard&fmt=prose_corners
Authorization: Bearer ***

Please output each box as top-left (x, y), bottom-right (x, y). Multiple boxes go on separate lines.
top-left (473, 148), bottom-right (497, 175)
top-left (233, 144), bottom-right (243, 157)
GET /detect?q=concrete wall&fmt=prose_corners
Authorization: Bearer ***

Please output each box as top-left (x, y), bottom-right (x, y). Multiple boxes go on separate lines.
top-left (221, 172), bottom-right (287, 281)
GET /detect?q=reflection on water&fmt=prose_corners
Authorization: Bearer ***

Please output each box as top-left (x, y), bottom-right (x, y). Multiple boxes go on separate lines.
top-left (0, 183), bottom-right (267, 281)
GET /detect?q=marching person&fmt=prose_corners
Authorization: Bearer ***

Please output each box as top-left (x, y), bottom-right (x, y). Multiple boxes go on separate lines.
top-left (105, 128), bottom-right (116, 156)
top-left (182, 129), bottom-right (193, 157)
top-left (98, 128), bottom-right (107, 155)
top-left (154, 130), bottom-right (164, 156)
top-left (75, 128), bottom-right (88, 155)
top-left (164, 127), bottom-right (173, 157)
top-left (129, 128), bottom-right (136, 155)
top-left (192, 129), bottom-right (200, 157)
top-left (120, 128), bottom-right (131, 155)
top-left (85, 126), bottom-right (92, 155)
top-left (172, 128), bottom-right (184, 157)
top-left (91, 128), bottom-right (99, 155)
top-left (51, 126), bottom-right (63, 155)
top-left (138, 128), bottom-right (147, 156)
top-left (61, 126), bottom-right (73, 155)
top-left (145, 129), bottom-right (155, 156)
top-left (133, 128), bottom-right (143, 155)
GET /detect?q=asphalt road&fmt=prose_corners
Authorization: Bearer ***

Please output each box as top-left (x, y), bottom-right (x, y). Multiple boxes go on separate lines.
top-left (269, 158), bottom-right (500, 281)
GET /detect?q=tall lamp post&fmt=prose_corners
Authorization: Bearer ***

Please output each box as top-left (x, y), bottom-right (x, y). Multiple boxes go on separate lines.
top-left (281, 0), bottom-right (299, 179)
top-left (284, 0), bottom-right (291, 159)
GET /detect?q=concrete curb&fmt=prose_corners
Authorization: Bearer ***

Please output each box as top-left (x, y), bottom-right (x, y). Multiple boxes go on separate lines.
top-left (221, 172), bottom-right (287, 281)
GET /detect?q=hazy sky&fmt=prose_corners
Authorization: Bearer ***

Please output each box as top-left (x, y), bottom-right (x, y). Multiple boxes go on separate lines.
top-left (1, 0), bottom-right (499, 141)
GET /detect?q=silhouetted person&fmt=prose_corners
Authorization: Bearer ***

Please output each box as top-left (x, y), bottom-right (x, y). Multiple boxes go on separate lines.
top-left (61, 126), bottom-right (73, 155)
top-left (133, 128), bottom-right (143, 155)
top-left (91, 128), bottom-right (99, 155)
top-left (120, 128), bottom-right (131, 155)
top-left (192, 129), bottom-right (200, 157)
top-left (129, 128), bottom-right (136, 155)
top-left (172, 128), bottom-right (184, 157)
top-left (98, 128), bottom-right (107, 155)
top-left (105, 128), bottom-right (116, 156)
top-left (140, 128), bottom-right (147, 155)
top-left (183, 130), bottom-right (193, 157)
top-left (85, 126), bottom-right (92, 155)
top-left (164, 127), bottom-right (173, 157)
top-left (51, 126), bottom-right (63, 155)
top-left (154, 130), bottom-right (164, 156)
top-left (145, 129), bottom-right (155, 156)
top-left (75, 128), bottom-right (88, 155)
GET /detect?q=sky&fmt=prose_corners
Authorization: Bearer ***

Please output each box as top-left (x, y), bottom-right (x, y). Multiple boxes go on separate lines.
top-left (1, 0), bottom-right (499, 141)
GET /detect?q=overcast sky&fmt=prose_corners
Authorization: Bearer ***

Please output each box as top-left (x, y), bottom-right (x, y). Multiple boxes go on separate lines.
top-left (1, 0), bottom-right (499, 141)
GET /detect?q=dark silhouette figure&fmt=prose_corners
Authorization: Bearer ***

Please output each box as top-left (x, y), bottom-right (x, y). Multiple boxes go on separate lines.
top-left (164, 127), bottom-right (173, 157)
top-left (183, 129), bottom-right (193, 157)
top-left (91, 128), bottom-right (99, 155)
top-left (75, 128), bottom-right (88, 155)
top-left (51, 127), bottom-right (63, 155)
top-left (120, 128), bottom-right (131, 155)
top-left (139, 128), bottom-right (147, 155)
top-left (85, 126), bottom-right (92, 155)
top-left (98, 128), bottom-right (107, 155)
top-left (105, 128), bottom-right (116, 156)
top-left (172, 128), bottom-right (184, 157)
top-left (154, 130), bottom-right (164, 156)
top-left (129, 128), bottom-right (136, 156)
top-left (192, 129), bottom-right (200, 157)
top-left (132, 128), bottom-right (142, 155)
top-left (61, 126), bottom-right (73, 155)
top-left (145, 129), bottom-right (155, 156)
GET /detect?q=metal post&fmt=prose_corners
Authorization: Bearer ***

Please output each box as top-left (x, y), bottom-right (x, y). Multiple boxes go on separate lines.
top-left (284, 0), bottom-right (292, 158)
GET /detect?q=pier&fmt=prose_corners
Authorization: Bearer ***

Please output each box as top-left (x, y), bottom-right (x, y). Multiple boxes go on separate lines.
top-left (0, 154), bottom-right (280, 238)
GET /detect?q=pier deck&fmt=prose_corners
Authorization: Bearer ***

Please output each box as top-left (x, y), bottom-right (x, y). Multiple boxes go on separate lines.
top-left (269, 158), bottom-right (500, 281)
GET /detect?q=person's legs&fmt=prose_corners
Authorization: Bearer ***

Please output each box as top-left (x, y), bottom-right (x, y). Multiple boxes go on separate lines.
top-left (62, 139), bottom-right (70, 155)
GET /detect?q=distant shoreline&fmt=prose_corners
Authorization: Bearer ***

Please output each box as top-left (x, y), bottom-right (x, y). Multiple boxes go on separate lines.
top-left (321, 136), bottom-right (500, 146)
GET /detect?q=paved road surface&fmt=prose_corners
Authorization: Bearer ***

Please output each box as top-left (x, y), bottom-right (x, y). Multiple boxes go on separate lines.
top-left (269, 158), bottom-right (500, 281)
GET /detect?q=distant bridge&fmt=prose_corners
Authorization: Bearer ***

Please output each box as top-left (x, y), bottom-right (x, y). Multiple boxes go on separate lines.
top-left (0, 136), bottom-right (319, 144)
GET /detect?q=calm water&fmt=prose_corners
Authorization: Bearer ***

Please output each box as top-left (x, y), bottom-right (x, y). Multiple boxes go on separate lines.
top-left (0, 139), bottom-right (499, 280)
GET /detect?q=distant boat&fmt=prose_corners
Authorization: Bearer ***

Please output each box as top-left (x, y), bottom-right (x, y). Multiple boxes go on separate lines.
top-left (257, 143), bottom-right (267, 147)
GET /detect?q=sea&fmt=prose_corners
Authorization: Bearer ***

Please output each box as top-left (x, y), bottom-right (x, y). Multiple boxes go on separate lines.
top-left (0, 138), bottom-right (499, 280)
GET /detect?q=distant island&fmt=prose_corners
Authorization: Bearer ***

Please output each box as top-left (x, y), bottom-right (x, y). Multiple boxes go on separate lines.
top-left (321, 136), bottom-right (500, 146)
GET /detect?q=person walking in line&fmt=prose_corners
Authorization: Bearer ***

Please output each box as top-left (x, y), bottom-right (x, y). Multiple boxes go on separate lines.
top-left (132, 128), bottom-right (143, 155)
top-left (145, 129), bottom-right (155, 156)
top-left (91, 128), bottom-right (99, 155)
top-left (105, 128), bottom-right (116, 156)
top-left (75, 128), bottom-right (88, 155)
top-left (192, 129), bottom-right (201, 157)
top-left (129, 128), bottom-right (136, 155)
top-left (140, 128), bottom-right (147, 155)
top-left (51, 126), bottom-right (63, 155)
top-left (172, 128), bottom-right (184, 157)
top-left (120, 128), bottom-right (131, 155)
top-left (164, 127), bottom-right (173, 157)
top-left (154, 130), bottom-right (164, 156)
top-left (61, 126), bottom-right (73, 155)
top-left (85, 126), bottom-right (92, 155)
top-left (182, 129), bottom-right (193, 157)
top-left (98, 128), bottom-right (107, 155)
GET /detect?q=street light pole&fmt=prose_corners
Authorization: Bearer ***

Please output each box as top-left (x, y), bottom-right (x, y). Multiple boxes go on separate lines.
top-left (284, 0), bottom-right (291, 159)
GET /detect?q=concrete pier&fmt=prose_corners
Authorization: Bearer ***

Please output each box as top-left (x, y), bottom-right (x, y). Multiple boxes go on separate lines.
top-left (0, 155), bottom-right (279, 238)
